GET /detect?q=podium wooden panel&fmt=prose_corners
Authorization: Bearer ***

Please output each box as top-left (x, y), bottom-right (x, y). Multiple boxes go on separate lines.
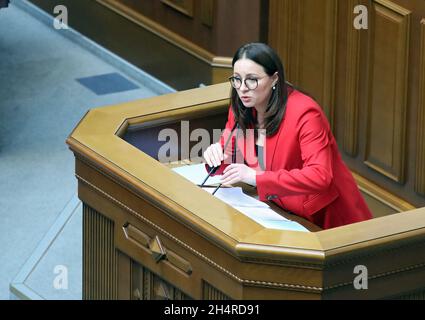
top-left (67, 83), bottom-right (425, 299)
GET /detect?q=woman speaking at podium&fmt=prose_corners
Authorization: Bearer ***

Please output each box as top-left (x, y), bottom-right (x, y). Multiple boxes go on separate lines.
top-left (203, 42), bottom-right (372, 229)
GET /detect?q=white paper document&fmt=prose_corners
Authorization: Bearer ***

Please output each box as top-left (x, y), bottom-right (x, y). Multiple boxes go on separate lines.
top-left (205, 187), bottom-right (269, 208)
top-left (172, 163), bottom-right (222, 186)
top-left (203, 187), bottom-right (309, 232)
top-left (172, 164), bottom-right (309, 232)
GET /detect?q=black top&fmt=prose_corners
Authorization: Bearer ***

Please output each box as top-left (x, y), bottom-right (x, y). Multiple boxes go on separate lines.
top-left (255, 144), bottom-right (265, 171)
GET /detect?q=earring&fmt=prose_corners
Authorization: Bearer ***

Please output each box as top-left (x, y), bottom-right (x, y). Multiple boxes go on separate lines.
top-left (272, 86), bottom-right (276, 90)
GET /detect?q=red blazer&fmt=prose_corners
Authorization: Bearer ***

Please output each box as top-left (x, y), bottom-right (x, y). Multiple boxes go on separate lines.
top-left (210, 89), bottom-right (372, 229)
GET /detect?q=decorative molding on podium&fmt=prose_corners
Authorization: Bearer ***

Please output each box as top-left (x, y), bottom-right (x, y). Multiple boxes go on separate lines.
top-left (324, 262), bottom-right (425, 291)
top-left (76, 173), bottom-right (324, 295)
top-left (77, 168), bottom-right (425, 299)
top-left (74, 160), bottom-right (321, 270)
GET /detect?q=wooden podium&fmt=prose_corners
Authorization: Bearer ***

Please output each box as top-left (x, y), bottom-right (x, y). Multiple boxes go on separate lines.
top-left (67, 83), bottom-right (425, 300)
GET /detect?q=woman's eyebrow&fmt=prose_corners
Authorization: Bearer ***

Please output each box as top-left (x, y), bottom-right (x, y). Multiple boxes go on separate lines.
top-left (233, 72), bottom-right (261, 77)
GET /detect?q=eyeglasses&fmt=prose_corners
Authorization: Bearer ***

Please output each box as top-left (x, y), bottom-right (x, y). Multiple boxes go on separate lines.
top-left (229, 75), bottom-right (268, 90)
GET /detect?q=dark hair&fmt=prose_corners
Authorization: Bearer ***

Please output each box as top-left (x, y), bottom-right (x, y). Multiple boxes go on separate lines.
top-left (231, 42), bottom-right (292, 137)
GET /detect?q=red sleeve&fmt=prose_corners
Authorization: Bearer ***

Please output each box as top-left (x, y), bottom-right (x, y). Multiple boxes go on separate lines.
top-left (256, 108), bottom-right (334, 200)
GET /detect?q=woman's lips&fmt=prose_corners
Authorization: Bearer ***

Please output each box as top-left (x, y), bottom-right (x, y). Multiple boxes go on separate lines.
top-left (241, 96), bottom-right (251, 102)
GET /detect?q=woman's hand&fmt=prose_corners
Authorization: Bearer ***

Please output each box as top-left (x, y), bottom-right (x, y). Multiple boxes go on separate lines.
top-left (203, 143), bottom-right (228, 168)
top-left (221, 164), bottom-right (257, 186)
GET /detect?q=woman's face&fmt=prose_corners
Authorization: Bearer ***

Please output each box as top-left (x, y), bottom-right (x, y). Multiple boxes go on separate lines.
top-left (232, 58), bottom-right (278, 111)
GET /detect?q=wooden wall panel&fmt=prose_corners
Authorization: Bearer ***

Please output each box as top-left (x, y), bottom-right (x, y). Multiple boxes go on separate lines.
top-left (269, 0), bottom-right (425, 209)
top-left (364, 0), bottom-right (411, 183)
top-left (200, 0), bottom-right (214, 27)
top-left (269, 0), bottom-right (337, 126)
top-left (343, 0), bottom-right (362, 156)
top-left (416, 19), bottom-right (425, 195)
top-left (108, 0), bottom-right (263, 57)
top-left (268, 0), bottom-right (297, 82)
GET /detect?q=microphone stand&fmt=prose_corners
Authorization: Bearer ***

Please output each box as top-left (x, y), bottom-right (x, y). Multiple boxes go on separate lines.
top-left (211, 123), bottom-right (239, 195)
top-left (200, 122), bottom-right (238, 189)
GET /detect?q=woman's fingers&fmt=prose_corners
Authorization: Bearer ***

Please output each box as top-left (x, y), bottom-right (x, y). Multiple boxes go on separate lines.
top-left (203, 143), bottom-right (222, 167)
top-left (203, 147), bottom-right (213, 167)
top-left (221, 165), bottom-right (240, 185)
top-left (221, 172), bottom-right (239, 186)
top-left (211, 143), bottom-right (223, 167)
top-left (223, 163), bottom-right (238, 175)
top-left (205, 149), bottom-right (255, 185)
